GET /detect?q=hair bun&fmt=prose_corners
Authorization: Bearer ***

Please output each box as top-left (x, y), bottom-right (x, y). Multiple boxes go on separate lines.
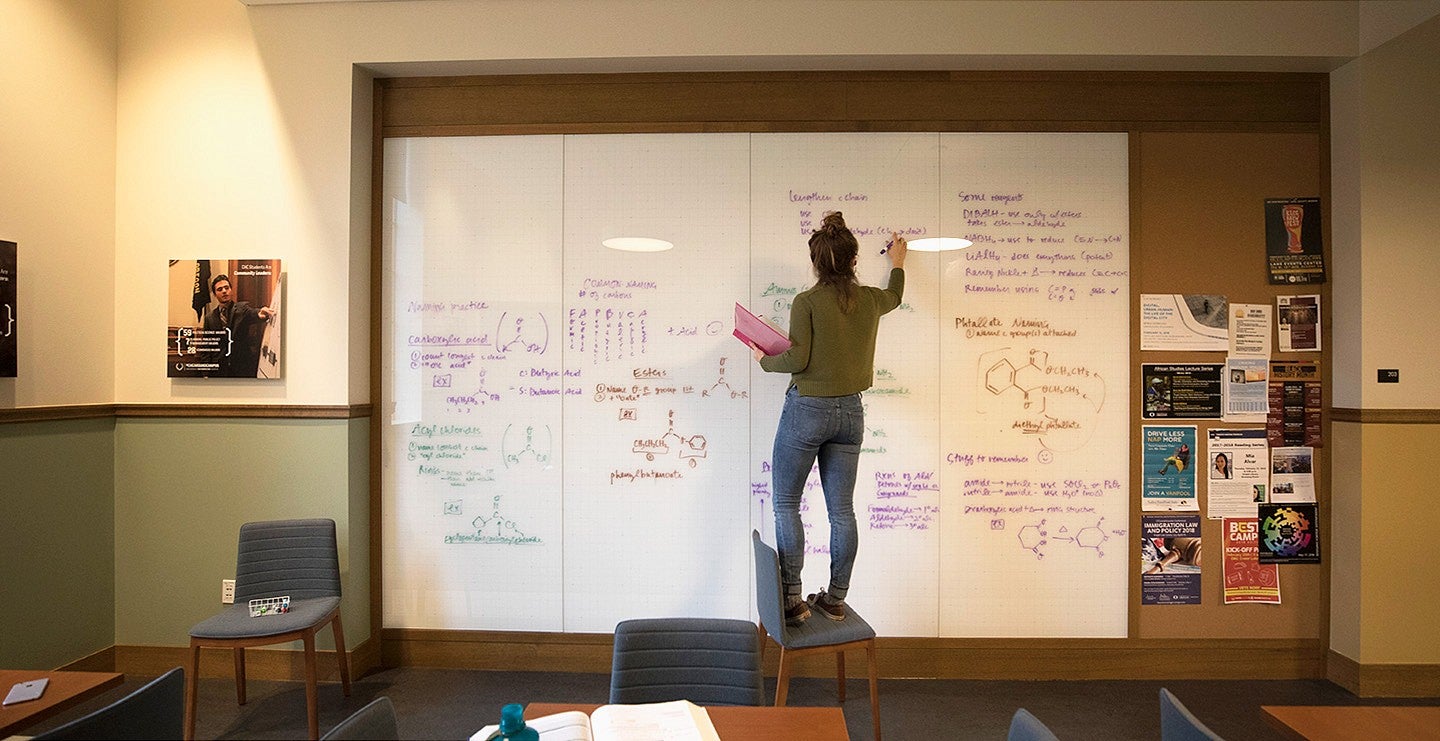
top-left (821, 211), bottom-right (847, 232)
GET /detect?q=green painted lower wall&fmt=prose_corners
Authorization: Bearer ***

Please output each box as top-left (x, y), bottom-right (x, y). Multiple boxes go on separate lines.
top-left (113, 417), bottom-right (370, 651)
top-left (0, 418), bottom-right (116, 669)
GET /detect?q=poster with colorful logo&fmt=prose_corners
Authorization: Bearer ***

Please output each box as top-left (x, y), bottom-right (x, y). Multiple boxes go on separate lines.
top-left (1141, 514), bottom-right (1202, 605)
top-left (1257, 503), bottom-right (1321, 564)
top-left (1222, 518), bottom-right (1280, 604)
top-left (0, 240), bottom-right (14, 377)
top-left (1143, 425), bottom-right (1198, 511)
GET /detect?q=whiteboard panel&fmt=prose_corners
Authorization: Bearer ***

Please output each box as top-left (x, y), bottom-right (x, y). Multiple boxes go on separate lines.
top-left (937, 133), bottom-right (1130, 636)
top-left (561, 134), bottom-right (753, 632)
top-left (382, 135), bottom-right (566, 631)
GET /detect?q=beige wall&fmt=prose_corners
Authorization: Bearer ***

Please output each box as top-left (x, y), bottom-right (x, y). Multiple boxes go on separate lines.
top-left (1355, 425), bottom-right (1440, 662)
top-left (0, 0), bottom-right (117, 408)
top-left (0, 0), bottom-right (117, 671)
top-left (1352, 14), bottom-right (1440, 410)
top-left (1329, 14), bottom-right (1440, 668)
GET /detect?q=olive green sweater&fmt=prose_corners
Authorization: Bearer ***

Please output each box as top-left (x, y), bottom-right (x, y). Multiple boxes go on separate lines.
top-left (759, 268), bottom-right (904, 396)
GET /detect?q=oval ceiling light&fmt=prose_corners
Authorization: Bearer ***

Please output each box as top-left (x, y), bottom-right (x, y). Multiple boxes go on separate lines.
top-left (602, 237), bottom-right (674, 252)
top-left (908, 237), bottom-right (973, 252)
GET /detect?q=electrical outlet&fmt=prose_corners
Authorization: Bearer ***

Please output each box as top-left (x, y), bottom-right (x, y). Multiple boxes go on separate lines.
top-left (221, 579), bottom-right (236, 604)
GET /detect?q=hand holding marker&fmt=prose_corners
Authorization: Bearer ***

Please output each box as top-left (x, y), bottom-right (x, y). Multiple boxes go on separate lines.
top-left (880, 232), bottom-right (908, 267)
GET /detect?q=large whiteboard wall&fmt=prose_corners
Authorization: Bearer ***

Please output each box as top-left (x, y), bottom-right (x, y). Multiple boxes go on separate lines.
top-left (381, 132), bottom-right (1130, 637)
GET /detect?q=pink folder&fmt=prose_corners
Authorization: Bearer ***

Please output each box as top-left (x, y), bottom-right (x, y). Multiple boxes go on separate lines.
top-left (734, 303), bottom-right (793, 356)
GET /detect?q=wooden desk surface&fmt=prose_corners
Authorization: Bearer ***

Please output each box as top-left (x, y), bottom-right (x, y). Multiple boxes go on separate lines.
top-left (0, 669), bottom-right (125, 737)
top-left (1261, 705), bottom-right (1440, 741)
top-left (526, 702), bottom-right (850, 741)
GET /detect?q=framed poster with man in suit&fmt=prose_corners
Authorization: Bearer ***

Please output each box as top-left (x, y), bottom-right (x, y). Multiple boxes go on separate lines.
top-left (167, 258), bottom-right (283, 379)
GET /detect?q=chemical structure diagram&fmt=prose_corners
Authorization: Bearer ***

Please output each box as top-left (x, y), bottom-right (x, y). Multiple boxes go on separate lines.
top-left (632, 409), bottom-right (707, 467)
top-left (977, 346), bottom-right (1106, 454)
top-left (501, 423), bottom-right (553, 469)
top-left (1015, 518), bottom-right (1115, 560)
top-left (700, 356), bottom-right (748, 399)
top-left (444, 369), bottom-right (501, 413)
top-left (496, 310), bottom-right (549, 355)
top-left (443, 494), bottom-right (541, 546)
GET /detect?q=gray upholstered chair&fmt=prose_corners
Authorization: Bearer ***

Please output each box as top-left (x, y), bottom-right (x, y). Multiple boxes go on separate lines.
top-left (32, 667), bottom-right (184, 740)
top-left (609, 617), bottom-right (765, 706)
top-left (185, 518), bottom-right (351, 741)
top-left (1159, 688), bottom-right (1225, 741)
top-left (319, 696), bottom-right (400, 741)
top-left (752, 530), bottom-right (881, 740)
top-left (1007, 708), bottom-right (1061, 741)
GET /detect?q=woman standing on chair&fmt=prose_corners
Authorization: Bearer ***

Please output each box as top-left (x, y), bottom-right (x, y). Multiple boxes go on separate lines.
top-left (751, 211), bottom-right (906, 625)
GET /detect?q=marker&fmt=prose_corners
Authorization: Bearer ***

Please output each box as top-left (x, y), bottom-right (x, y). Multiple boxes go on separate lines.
top-left (880, 239), bottom-right (893, 255)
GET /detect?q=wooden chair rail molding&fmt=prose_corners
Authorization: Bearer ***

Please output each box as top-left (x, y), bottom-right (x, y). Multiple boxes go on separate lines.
top-left (0, 404), bottom-right (373, 423)
top-left (1330, 407), bottom-right (1440, 424)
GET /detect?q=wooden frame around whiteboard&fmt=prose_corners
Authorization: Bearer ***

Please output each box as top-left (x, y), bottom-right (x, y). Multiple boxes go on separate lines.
top-left (370, 70), bottom-right (1330, 679)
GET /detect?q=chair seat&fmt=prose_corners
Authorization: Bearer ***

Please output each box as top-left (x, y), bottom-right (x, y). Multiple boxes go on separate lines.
top-left (772, 607), bottom-right (876, 649)
top-left (190, 596), bottom-right (341, 639)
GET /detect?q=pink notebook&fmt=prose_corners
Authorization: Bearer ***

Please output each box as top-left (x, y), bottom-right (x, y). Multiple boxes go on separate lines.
top-left (733, 303), bottom-right (792, 356)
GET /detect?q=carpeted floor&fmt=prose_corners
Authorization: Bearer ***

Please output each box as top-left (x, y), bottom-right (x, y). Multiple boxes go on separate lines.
top-left (23, 667), bottom-right (1440, 740)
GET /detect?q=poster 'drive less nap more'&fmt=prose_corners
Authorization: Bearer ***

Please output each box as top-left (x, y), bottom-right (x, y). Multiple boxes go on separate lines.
top-left (167, 259), bottom-right (283, 379)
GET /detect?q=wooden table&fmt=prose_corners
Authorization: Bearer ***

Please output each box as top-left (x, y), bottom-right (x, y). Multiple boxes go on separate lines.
top-left (1261, 705), bottom-right (1440, 740)
top-left (0, 670), bottom-right (125, 737)
top-left (526, 702), bottom-right (851, 740)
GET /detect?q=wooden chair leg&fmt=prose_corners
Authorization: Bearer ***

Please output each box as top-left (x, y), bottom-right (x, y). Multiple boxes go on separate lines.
top-left (303, 631), bottom-right (320, 740)
top-left (331, 613), bottom-right (352, 696)
top-left (774, 649), bottom-right (791, 706)
top-left (233, 646), bottom-right (247, 705)
top-left (185, 642), bottom-right (201, 741)
top-left (867, 639), bottom-right (881, 741)
top-left (836, 649), bottom-right (847, 702)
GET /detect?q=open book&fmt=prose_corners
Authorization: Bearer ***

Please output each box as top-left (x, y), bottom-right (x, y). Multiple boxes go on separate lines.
top-left (469, 700), bottom-right (720, 741)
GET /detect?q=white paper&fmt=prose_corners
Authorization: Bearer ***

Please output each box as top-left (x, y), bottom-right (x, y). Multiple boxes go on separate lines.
top-left (1140, 294), bottom-right (1229, 351)
top-left (1223, 357), bottom-right (1269, 422)
top-left (1270, 447), bottom-right (1316, 503)
top-left (3, 678), bottom-right (48, 706)
top-left (592, 700), bottom-right (720, 741)
top-left (1204, 428), bottom-right (1270, 519)
top-left (1228, 303), bottom-right (1271, 357)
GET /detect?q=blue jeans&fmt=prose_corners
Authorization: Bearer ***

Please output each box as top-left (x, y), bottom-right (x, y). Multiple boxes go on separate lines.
top-left (772, 385), bottom-right (864, 602)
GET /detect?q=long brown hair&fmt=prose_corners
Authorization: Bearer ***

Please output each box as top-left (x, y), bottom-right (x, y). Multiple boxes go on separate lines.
top-left (808, 211), bottom-right (859, 313)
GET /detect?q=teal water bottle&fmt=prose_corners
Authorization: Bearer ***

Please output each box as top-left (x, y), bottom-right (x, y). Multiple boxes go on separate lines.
top-left (497, 703), bottom-right (540, 740)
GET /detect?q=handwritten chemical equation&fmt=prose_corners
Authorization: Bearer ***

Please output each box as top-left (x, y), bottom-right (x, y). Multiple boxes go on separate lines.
top-left (959, 477), bottom-right (1122, 500)
top-left (874, 470), bottom-right (938, 499)
top-left (868, 503), bottom-right (939, 531)
top-left (416, 463), bottom-right (496, 487)
top-left (953, 186), bottom-right (1127, 302)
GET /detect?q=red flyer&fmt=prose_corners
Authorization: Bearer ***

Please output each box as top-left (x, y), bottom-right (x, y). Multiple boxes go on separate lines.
top-left (1222, 518), bottom-right (1281, 604)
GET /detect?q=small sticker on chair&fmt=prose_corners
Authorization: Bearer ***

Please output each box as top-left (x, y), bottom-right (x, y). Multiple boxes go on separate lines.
top-left (248, 596), bottom-right (291, 617)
